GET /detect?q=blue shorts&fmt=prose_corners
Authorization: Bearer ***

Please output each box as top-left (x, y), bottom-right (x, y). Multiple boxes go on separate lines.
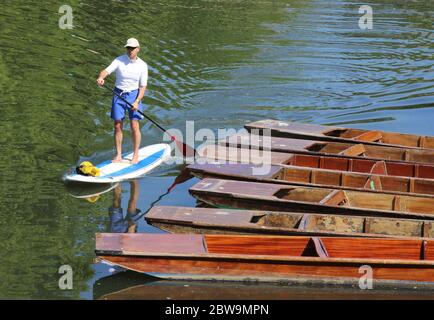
top-left (111, 87), bottom-right (144, 121)
top-left (108, 207), bottom-right (129, 233)
top-left (108, 207), bottom-right (141, 233)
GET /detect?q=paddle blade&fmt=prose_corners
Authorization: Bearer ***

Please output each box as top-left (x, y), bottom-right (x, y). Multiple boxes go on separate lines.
top-left (174, 139), bottom-right (196, 158)
top-left (167, 166), bottom-right (194, 192)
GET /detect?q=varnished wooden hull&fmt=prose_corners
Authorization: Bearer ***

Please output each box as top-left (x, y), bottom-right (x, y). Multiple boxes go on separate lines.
top-left (146, 206), bottom-right (434, 239)
top-left (220, 133), bottom-right (434, 165)
top-left (95, 233), bottom-right (434, 284)
top-left (189, 178), bottom-right (434, 220)
top-left (188, 162), bottom-right (434, 198)
top-left (198, 146), bottom-right (434, 179)
top-left (98, 255), bottom-right (434, 284)
top-left (245, 119), bottom-right (434, 150)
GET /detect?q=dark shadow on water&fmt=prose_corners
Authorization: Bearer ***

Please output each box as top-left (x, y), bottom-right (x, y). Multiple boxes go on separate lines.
top-left (93, 271), bottom-right (160, 300)
top-left (93, 270), bottom-right (434, 300)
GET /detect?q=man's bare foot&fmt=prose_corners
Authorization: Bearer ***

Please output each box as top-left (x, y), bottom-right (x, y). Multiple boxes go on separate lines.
top-left (130, 157), bottom-right (139, 164)
top-left (112, 156), bottom-right (123, 163)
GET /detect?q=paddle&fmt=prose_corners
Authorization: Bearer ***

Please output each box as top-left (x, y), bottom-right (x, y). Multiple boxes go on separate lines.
top-left (129, 166), bottom-right (194, 221)
top-left (101, 85), bottom-right (196, 158)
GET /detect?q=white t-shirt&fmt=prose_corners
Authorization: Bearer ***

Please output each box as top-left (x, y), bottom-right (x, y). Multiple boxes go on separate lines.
top-left (105, 54), bottom-right (148, 91)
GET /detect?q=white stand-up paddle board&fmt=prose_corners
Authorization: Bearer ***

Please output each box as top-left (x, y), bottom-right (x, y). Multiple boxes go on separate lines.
top-left (64, 144), bottom-right (172, 183)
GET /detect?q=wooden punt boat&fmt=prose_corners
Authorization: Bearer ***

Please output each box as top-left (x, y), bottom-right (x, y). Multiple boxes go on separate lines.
top-left (199, 146), bottom-right (434, 180)
top-left (187, 162), bottom-right (434, 198)
top-left (197, 144), bottom-right (292, 165)
top-left (220, 133), bottom-right (434, 165)
top-left (95, 233), bottom-right (434, 284)
top-left (146, 206), bottom-right (434, 239)
top-left (245, 119), bottom-right (434, 150)
top-left (189, 178), bottom-right (434, 220)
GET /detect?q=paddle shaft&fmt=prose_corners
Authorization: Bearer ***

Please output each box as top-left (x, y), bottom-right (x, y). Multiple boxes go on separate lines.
top-left (103, 85), bottom-right (168, 134)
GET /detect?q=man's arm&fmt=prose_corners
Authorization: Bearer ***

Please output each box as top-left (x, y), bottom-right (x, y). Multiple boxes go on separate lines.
top-left (132, 86), bottom-right (146, 110)
top-left (97, 58), bottom-right (119, 86)
top-left (97, 70), bottom-right (109, 86)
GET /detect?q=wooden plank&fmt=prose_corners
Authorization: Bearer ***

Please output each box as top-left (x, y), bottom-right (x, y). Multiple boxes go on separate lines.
top-left (348, 159), bottom-right (354, 172)
top-left (310, 170), bottom-right (316, 184)
top-left (364, 218), bottom-right (372, 233)
top-left (415, 165), bottom-right (420, 178)
top-left (312, 237), bottom-right (329, 258)
top-left (319, 190), bottom-right (348, 206)
top-left (290, 154), bottom-right (319, 168)
top-left (393, 196), bottom-right (401, 212)
top-left (419, 136), bottom-right (427, 148)
top-left (96, 233), bottom-right (207, 255)
top-left (338, 144), bottom-right (366, 157)
top-left (370, 161), bottom-right (388, 175)
top-left (298, 214), bottom-right (311, 231)
top-left (409, 179), bottom-right (415, 193)
top-left (422, 222), bottom-right (430, 238)
top-left (339, 172), bottom-right (345, 187)
top-left (353, 131), bottom-right (382, 143)
top-left (321, 237), bottom-right (424, 260)
top-left (205, 234), bottom-right (310, 256)
top-left (319, 157), bottom-right (326, 170)
top-left (98, 253), bottom-right (434, 284)
top-left (420, 240), bottom-right (427, 260)
top-left (364, 176), bottom-right (382, 191)
top-left (373, 176), bottom-right (382, 190)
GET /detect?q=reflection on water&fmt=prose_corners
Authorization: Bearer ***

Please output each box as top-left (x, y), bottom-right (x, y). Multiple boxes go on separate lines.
top-left (66, 182), bottom-right (119, 201)
top-left (105, 167), bottom-right (194, 233)
top-left (108, 181), bottom-right (141, 234)
top-left (67, 166), bottom-right (194, 233)
top-left (93, 271), bottom-right (434, 301)
top-left (0, 0), bottom-right (433, 298)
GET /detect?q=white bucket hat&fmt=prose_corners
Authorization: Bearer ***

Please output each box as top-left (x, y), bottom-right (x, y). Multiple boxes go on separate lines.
top-left (124, 38), bottom-right (140, 48)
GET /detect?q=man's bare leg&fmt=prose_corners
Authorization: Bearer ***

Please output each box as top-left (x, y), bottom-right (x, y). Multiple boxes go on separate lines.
top-left (113, 184), bottom-right (122, 208)
top-left (127, 180), bottom-right (139, 233)
top-left (113, 120), bottom-right (123, 162)
top-left (130, 120), bottom-right (141, 164)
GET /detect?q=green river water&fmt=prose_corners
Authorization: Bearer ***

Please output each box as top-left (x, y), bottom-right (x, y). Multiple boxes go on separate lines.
top-left (0, 0), bottom-right (433, 299)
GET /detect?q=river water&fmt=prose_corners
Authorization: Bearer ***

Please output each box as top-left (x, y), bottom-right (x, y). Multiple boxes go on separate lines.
top-left (0, 0), bottom-right (433, 299)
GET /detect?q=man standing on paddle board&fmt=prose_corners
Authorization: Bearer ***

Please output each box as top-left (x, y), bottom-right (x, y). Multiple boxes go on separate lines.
top-left (97, 38), bottom-right (148, 164)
